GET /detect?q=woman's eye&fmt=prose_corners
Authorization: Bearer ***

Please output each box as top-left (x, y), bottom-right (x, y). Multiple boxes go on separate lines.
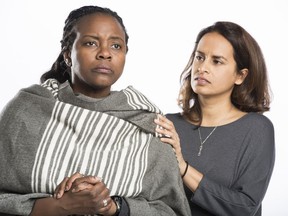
top-left (195, 55), bottom-right (203, 61)
top-left (85, 41), bottom-right (97, 46)
top-left (213, 59), bottom-right (222, 64)
top-left (111, 44), bottom-right (121, 49)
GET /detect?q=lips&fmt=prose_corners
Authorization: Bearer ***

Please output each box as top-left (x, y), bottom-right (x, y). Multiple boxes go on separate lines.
top-left (91, 66), bottom-right (112, 74)
top-left (194, 76), bottom-right (210, 84)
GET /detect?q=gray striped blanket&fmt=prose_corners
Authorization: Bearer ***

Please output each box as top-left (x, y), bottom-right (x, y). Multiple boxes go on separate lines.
top-left (0, 79), bottom-right (191, 216)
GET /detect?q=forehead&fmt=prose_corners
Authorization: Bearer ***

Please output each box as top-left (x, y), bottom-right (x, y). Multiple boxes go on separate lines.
top-left (197, 32), bottom-right (234, 57)
top-left (75, 13), bottom-right (125, 40)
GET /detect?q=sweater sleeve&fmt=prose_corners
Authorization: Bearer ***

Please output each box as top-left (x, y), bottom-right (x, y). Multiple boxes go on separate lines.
top-left (0, 193), bottom-right (50, 215)
top-left (191, 116), bottom-right (275, 216)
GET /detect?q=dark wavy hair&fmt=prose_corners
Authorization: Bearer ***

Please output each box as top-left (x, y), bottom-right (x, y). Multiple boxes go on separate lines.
top-left (179, 21), bottom-right (271, 124)
top-left (40, 5), bottom-right (129, 83)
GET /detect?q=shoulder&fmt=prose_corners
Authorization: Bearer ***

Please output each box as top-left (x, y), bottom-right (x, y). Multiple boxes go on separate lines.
top-left (240, 113), bottom-right (274, 151)
top-left (1, 84), bottom-right (47, 109)
top-left (241, 112), bottom-right (274, 130)
top-left (0, 81), bottom-right (59, 118)
top-left (165, 112), bottom-right (183, 121)
top-left (228, 112), bottom-right (274, 142)
top-left (0, 84), bottom-right (43, 125)
top-left (18, 79), bottom-right (61, 99)
top-left (165, 112), bottom-right (190, 126)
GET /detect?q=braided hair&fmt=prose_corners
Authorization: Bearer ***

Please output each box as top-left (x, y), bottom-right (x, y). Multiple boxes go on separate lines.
top-left (40, 5), bottom-right (129, 83)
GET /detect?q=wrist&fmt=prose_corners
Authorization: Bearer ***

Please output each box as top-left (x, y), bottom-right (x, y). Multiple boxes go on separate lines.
top-left (111, 196), bottom-right (122, 216)
top-left (181, 161), bottom-right (189, 178)
top-left (31, 197), bottom-right (67, 216)
top-left (179, 160), bottom-right (186, 174)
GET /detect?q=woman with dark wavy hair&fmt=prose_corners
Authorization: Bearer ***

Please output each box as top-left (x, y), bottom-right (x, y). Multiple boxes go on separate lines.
top-left (155, 21), bottom-right (275, 216)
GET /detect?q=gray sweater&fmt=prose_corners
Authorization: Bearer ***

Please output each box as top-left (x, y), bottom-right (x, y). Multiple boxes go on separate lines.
top-left (166, 113), bottom-right (275, 216)
top-left (0, 79), bottom-right (191, 216)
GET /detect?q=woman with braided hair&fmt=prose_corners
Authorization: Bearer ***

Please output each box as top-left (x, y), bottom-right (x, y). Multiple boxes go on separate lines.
top-left (0, 5), bottom-right (191, 216)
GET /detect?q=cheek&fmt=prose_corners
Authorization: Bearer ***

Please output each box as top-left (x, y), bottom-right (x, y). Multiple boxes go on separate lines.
top-left (119, 58), bottom-right (126, 70)
top-left (190, 78), bottom-right (198, 92)
top-left (115, 55), bottom-right (126, 72)
top-left (73, 48), bottom-right (94, 63)
top-left (215, 76), bottom-right (235, 91)
top-left (190, 69), bottom-right (197, 85)
top-left (71, 58), bottom-right (83, 74)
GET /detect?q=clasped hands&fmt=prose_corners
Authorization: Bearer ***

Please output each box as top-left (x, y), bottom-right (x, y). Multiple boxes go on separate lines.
top-left (54, 172), bottom-right (116, 216)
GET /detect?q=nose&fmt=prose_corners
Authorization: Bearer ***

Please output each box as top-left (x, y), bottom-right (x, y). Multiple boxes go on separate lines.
top-left (96, 45), bottom-right (112, 60)
top-left (197, 63), bottom-right (209, 74)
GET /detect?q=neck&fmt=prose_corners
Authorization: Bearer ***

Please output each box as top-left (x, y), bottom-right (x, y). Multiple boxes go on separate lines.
top-left (200, 100), bottom-right (235, 127)
top-left (71, 84), bottom-right (111, 98)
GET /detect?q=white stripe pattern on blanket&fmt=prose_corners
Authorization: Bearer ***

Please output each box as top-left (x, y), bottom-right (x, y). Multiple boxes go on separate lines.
top-left (31, 100), bottom-right (152, 197)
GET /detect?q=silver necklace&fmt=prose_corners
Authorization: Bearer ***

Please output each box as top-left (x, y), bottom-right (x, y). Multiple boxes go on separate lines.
top-left (197, 126), bottom-right (217, 156)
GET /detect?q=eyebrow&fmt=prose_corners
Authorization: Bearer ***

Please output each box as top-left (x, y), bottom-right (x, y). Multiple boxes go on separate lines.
top-left (196, 50), bottom-right (228, 62)
top-left (83, 35), bottom-right (125, 43)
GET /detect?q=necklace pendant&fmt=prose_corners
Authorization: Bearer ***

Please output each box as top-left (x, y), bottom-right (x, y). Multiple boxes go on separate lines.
top-left (198, 145), bottom-right (203, 156)
top-left (197, 126), bottom-right (217, 157)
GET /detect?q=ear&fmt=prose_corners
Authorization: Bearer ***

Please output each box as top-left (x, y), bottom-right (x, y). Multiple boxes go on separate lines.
top-left (63, 51), bottom-right (71, 67)
top-left (235, 68), bottom-right (248, 85)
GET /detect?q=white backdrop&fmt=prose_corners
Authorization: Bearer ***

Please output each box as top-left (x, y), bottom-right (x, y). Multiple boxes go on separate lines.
top-left (1, 0), bottom-right (287, 215)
